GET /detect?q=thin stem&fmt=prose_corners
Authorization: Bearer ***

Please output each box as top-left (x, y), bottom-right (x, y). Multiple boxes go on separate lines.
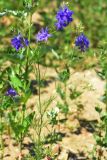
top-left (18, 11), bottom-right (32, 158)
top-left (37, 63), bottom-right (43, 142)
top-left (105, 78), bottom-right (107, 146)
top-left (64, 82), bottom-right (67, 104)
top-left (25, 11), bottom-right (32, 79)
top-left (64, 81), bottom-right (68, 118)
top-left (19, 104), bottom-right (26, 160)
top-left (0, 112), bottom-right (3, 160)
top-left (20, 13), bottom-right (32, 156)
top-left (19, 139), bottom-right (22, 160)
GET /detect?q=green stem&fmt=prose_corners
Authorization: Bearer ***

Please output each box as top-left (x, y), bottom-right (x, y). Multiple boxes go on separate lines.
top-left (105, 78), bottom-right (107, 144)
top-left (37, 63), bottom-right (43, 143)
top-left (64, 81), bottom-right (68, 118)
top-left (19, 12), bottom-right (32, 157)
top-left (25, 12), bottom-right (32, 80)
top-left (19, 139), bottom-right (22, 159)
top-left (19, 104), bottom-right (26, 159)
top-left (64, 82), bottom-right (67, 104)
top-left (0, 112), bottom-right (3, 160)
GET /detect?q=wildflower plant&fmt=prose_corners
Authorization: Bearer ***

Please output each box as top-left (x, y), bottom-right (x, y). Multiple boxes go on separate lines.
top-left (0, 0), bottom-right (91, 159)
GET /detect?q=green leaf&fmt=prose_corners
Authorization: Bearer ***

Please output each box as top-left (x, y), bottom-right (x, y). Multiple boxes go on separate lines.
top-left (51, 49), bottom-right (59, 59)
top-left (56, 85), bottom-right (65, 99)
top-left (57, 102), bottom-right (69, 115)
top-left (22, 112), bottom-right (35, 134)
top-left (0, 82), bottom-right (3, 89)
top-left (9, 69), bottom-right (22, 90)
top-left (0, 10), bottom-right (27, 17)
top-left (58, 68), bottom-right (70, 83)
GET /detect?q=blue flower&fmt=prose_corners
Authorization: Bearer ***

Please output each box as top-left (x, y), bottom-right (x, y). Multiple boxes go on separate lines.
top-left (75, 34), bottom-right (90, 52)
top-left (6, 88), bottom-right (17, 97)
top-left (36, 27), bottom-right (52, 42)
top-left (11, 34), bottom-right (29, 51)
top-left (55, 6), bottom-right (74, 30)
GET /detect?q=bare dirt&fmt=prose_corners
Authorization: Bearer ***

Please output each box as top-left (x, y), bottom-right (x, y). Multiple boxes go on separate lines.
top-left (2, 67), bottom-right (106, 160)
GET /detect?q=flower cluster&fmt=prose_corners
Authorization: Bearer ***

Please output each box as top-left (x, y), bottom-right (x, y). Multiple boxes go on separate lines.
top-left (11, 5), bottom-right (90, 52)
top-left (75, 34), bottom-right (90, 52)
top-left (36, 27), bottom-right (52, 42)
top-left (55, 6), bottom-right (74, 30)
top-left (11, 34), bottom-right (29, 51)
top-left (6, 88), bottom-right (17, 97)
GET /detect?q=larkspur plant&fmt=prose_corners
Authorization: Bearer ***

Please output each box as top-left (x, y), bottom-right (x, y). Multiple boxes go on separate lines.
top-left (0, 0), bottom-right (93, 160)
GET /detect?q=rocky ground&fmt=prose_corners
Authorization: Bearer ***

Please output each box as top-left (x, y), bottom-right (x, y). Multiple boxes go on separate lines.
top-left (2, 66), bottom-right (106, 160)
